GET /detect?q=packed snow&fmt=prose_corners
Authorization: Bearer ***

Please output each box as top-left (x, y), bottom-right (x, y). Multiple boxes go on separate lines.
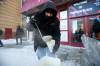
top-left (0, 39), bottom-right (85, 66)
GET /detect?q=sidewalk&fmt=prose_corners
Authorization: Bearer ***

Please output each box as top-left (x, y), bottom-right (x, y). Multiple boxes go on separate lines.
top-left (1, 39), bottom-right (33, 48)
top-left (56, 45), bottom-right (85, 66)
top-left (0, 39), bottom-right (37, 66)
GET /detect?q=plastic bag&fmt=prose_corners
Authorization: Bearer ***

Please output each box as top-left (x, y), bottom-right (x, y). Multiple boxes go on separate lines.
top-left (35, 47), bottom-right (61, 66)
top-left (36, 56), bottom-right (61, 66)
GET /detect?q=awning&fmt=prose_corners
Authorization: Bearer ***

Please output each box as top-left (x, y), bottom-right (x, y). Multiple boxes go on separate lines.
top-left (21, 0), bottom-right (48, 15)
top-left (21, 0), bottom-right (80, 16)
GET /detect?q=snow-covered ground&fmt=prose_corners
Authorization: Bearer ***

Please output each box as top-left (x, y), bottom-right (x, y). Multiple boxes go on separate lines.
top-left (1, 39), bottom-right (17, 45)
top-left (0, 39), bottom-right (37, 66)
top-left (0, 39), bottom-right (85, 66)
top-left (0, 46), bottom-right (38, 66)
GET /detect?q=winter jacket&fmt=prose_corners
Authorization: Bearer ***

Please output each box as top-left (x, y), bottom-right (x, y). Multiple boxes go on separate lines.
top-left (92, 18), bottom-right (100, 40)
top-left (31, 1), bottom-right (61, 53)
top-left (73, 29), bottom-right (84, 42)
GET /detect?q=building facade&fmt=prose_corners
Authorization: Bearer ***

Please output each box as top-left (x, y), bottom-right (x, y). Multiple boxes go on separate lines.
top-left (22, 0), bottom-right (100, 47)
top-left (0, 0), bottom-right (22, 39)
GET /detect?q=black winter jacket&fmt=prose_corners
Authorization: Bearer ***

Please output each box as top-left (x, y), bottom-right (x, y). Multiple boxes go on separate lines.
top-left (31, 1), bottom-right (61, 52)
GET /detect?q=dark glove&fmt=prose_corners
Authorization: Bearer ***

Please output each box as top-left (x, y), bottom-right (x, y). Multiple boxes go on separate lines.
top-left (52, 41), bottom-right (60, 54)
top-left (34, 38), bottom-right (47, 52)
top-left (39, 39), bottom-right (47, 47)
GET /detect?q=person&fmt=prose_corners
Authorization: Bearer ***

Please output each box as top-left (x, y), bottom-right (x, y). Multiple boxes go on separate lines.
top-left (73, 28), bottom-right (84, 42)
top-left (0, 29), bottom-right (3, 47)
top-left (92, 18), bottom-right (100, 40)
top-left (30, 1), bottom-right (61, 59)
top-left (0, 40), bottom-right (3, 47)
top-left (16, 25), bottom-right (24, 45)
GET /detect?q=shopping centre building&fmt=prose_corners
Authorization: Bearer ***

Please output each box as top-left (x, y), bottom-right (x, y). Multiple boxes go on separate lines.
top-left (22, 0), bottom-right (100, 47)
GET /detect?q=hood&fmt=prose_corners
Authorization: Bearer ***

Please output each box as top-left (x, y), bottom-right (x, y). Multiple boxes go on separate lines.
top-left (94, 18), bottom-right (100, 23)
top-left (40, 1), bottom-right (57, 17)
top-left (96, 18), bottom-right (100, 23)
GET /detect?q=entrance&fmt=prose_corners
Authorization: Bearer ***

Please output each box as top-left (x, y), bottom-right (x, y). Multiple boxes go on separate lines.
top-left (69, 15), bottom-right (100, 47)
top-left (5, 28), bottom-right (12, 39)
top-left (69, 18), bottom-right (85, 47)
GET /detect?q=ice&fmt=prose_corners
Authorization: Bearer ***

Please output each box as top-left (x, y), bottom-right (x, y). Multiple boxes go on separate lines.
top-left (36, 56), bottom-right (61, 66)
top-left (62, 60), bottom-right (80, 66)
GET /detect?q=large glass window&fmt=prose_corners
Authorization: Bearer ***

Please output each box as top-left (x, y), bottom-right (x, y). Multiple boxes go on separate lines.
top-left (60, 20), bottom-right (68, 30)
top-left (60, 10), bottom-right (68, 42)
top-left (71, 19), bottom-right (84, 43)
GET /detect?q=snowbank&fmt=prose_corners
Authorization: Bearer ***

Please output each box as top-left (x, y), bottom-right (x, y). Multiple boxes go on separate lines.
top-left (1, 39), bottom-right (16, 45)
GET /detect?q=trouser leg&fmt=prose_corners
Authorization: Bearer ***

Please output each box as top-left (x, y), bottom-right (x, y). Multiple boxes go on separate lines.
top-left (53, 41), bottom-right (60, 54)
top-left (36, 47), bottom-right (55, 60)
top-left (0, 40), bottom-right (3, 47)
top-left (20, 37), bottom-right (22, 45)
top-left (36, 47), bottom-right (47, 60)
top-left (16, 37), bottom-right (18, 45)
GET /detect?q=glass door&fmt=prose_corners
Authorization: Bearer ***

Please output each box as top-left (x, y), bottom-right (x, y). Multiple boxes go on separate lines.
top-left (71, 18), bottom-right (85, 43)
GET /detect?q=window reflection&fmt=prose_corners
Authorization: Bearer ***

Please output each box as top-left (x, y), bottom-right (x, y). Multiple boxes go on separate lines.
top-left (60, 20), bottom-right (68, 30)
top-left (60, 10), bottom-right (67, 19)
top-left (72, 19), bottom-right (84, 42)
top-left (60, 10), bottom-right (68, 42)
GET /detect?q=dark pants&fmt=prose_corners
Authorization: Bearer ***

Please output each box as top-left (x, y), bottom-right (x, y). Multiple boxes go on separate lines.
top-left (16, 37), bottom-right (22, 45)
top-left (0, 40), bottom-right (3, 47)
top-left (53, 41), bottom-right (60, 53)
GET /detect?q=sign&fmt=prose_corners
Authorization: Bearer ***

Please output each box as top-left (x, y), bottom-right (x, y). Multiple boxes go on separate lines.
top-left (68, 0), bottom-right (100, 18)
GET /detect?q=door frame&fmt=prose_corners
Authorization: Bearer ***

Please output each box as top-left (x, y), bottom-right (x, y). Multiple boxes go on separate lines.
top-left (5, 28), bottom-right (12, 39)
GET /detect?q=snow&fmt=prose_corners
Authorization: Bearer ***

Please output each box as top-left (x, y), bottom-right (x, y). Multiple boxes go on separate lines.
top-left (1, 39), bottom-right (16, 45)
top-left (0, 39), bottom-right (83, 66)
top-left (36, 56), bottom-right (61, 66)
top-left (0, 45), bottom-right (39, 66)
top-left (0, 39), bottom-right (38, 66)
top-left (62, 60), bottom-right (80, 66)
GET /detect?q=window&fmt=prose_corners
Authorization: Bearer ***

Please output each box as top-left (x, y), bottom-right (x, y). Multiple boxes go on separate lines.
top-left (60, 10), bottom-right (68, 42)
top-left (72, 19), bottom-right (84, 43)
top-left (60, 20), bottom-right (68, 30)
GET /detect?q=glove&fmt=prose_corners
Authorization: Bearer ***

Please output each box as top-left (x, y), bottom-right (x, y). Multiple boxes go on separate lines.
top-left (52, 41), bottom-right (60, 54)
top-left (39, 39), bottom-right (47, 47)
top-left (42, 35), bottom-right (55, 52)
